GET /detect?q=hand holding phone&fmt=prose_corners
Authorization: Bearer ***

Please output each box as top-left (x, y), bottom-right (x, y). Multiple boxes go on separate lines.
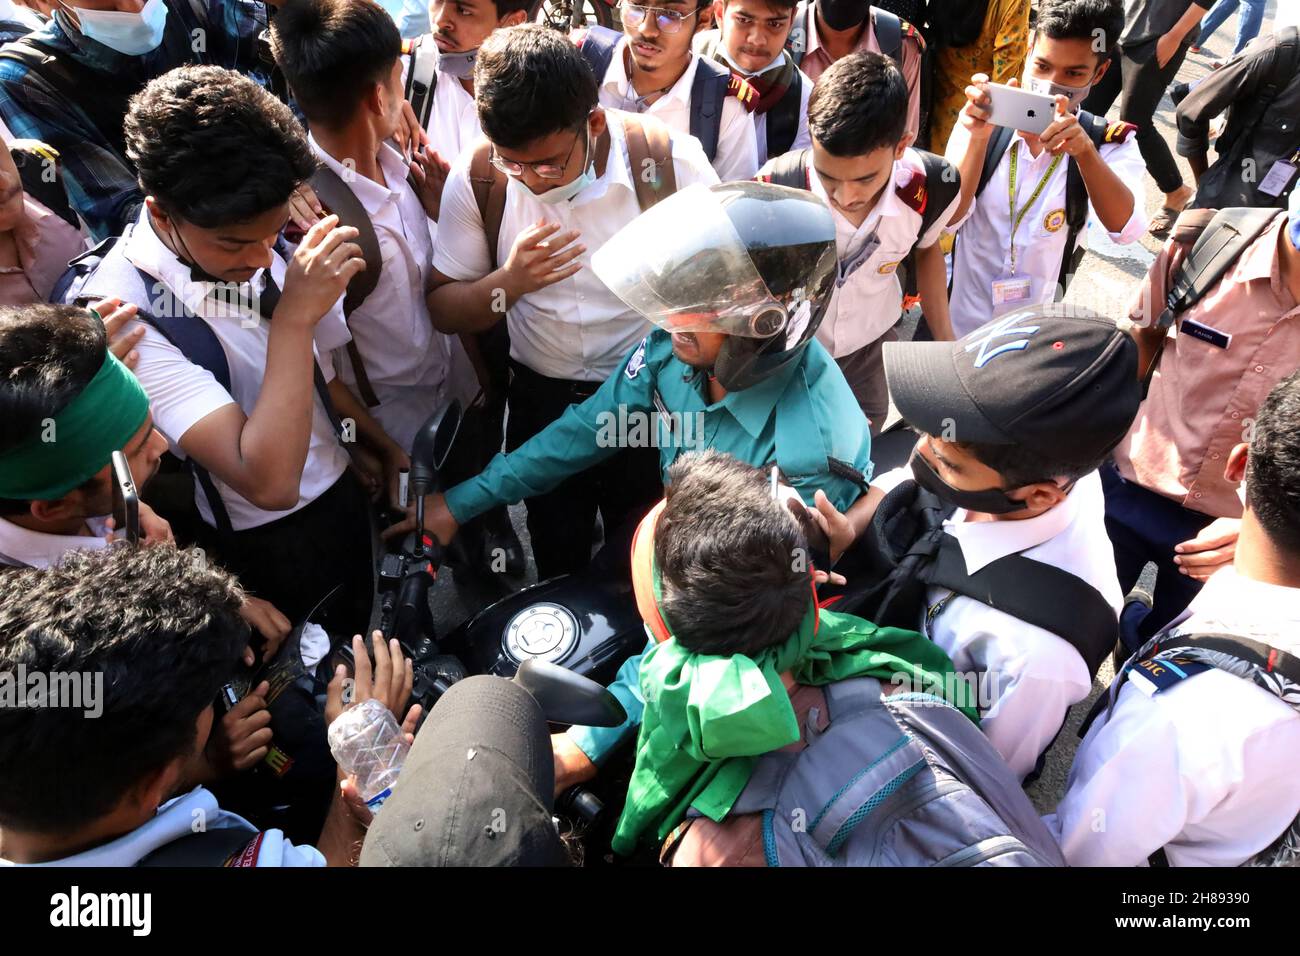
top-left (984, 82), bottom-right (1061, 136)
top-left (110, 450), bottom-right (140, 546)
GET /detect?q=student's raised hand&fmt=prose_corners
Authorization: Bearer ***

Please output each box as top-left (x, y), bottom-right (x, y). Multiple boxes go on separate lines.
top-left (1174, 516), bottom-right (1241, 583)
top-left (808, 489), bottom-right (858, 567)
top-left (89, 297), bottom-right (145, 370)
top-left (238, 595), bottom-right (293, 664)
top-left (288, 181), bottom-right (325, 233)
top-left (1040, 96), bottom-right (1092, 158)
top-left (502, 220), bottom-right (586, 298)
top-left (206, 681), bottom-right (274, 775)
top-left (409, 145), bottom-right (451, 222)
top-left (393, 100), bottom-right (428, 164)
top-left (278, 214), bottom-right (366, 325)
top-left (958, 73), bottom-right (998, 142)
top-left (324, 632), bottom-right (420, 731)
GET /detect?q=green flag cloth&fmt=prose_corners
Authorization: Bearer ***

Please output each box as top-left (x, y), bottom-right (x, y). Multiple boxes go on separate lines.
top-left (611, 601), bottom-right (977, 856)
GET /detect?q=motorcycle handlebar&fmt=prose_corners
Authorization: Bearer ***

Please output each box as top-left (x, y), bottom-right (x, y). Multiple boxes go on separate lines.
top-left (557, 785), bottom-right (605, 824)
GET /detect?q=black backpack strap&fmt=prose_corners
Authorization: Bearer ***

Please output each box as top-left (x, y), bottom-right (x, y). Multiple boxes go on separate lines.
top-left (975, 124), bottom-right (1015, 200)
top-left (1150, 632), bottom-right (1300, 687)
top-left (403, 34), bottom-right (439, 133)
top-left (757, 147), bottom-right (811, 189)
top-left (8, 139), bottom-right (77, 230)
top-left (136, 825), bottom-right (261, 867)
top-left (915, 149), bottom-right (960, 237)
top-left (927, 535), bottom-right (1118, 679)
top-left (690, 55), bottom-right (730, 164)
top-left (1160, 207), bottom-right (1285, 327)
top-left (307, 164), bottom-right (383, 408)
top-left (1053, 110), bottom-right (1109, 296)
top-left (577, 25), bottom-right (622, 85)
top-left (871, 7), bottom-right (903, 65)
top-left (766, 73), bottom-right (803, 159)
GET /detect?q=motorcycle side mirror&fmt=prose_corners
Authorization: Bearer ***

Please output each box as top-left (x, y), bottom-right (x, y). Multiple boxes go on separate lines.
top-left (409, 399), bottom-right (462, 498)
top-left (514, 659), bottom-right (627, 728)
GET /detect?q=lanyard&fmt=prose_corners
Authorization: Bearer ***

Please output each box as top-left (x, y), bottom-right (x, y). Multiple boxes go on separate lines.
top-left (1007, 143), bottom-right (1063, 274)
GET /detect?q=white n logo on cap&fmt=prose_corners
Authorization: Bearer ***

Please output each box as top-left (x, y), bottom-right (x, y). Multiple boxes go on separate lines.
top-left (964, 314), bottom-right (1042, 369)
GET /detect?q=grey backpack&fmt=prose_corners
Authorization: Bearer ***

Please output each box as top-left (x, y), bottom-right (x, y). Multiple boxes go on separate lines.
top-left (729, 677), bottom-right (1065, 866)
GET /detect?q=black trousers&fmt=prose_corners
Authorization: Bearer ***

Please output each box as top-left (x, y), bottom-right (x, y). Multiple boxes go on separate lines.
top-left (198, 470), bottom-right (374, 639)
top-left (1082, 37), bottom-right (1194, 195)
top-left (506, 360), bottom-right (662, 580)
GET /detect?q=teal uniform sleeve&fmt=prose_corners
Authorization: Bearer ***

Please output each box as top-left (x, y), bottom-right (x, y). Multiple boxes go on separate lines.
top-left (565, 640), bottom-right (651, 764)
top-left (444, 338), bottom-right (660, 524)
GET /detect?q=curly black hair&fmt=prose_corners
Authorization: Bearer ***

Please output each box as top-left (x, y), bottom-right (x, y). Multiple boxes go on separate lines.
top-left (0, 545), bottom-right (250, 833)
top-left (124, 65), bottom-right (318, 228)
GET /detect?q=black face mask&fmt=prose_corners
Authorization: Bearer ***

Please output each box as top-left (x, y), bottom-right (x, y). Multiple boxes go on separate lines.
top-left (908, 447), bottom-right (1028, 515)
top-left (816, 0), bottom-right (868, 32)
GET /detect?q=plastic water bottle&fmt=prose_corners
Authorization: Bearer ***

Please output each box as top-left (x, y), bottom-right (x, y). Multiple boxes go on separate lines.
top-left (327, 698), bottom-right (410, 812)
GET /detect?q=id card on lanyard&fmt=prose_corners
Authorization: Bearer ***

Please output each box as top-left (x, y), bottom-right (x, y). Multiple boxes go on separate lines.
top-left (992, 143), bottom-right (1063, 308)
top-left (1259, 147), bottom-right (1300, 198)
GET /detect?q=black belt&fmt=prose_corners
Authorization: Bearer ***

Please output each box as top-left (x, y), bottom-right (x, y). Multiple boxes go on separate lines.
top-left (508, 359), bottom-right (604, 403)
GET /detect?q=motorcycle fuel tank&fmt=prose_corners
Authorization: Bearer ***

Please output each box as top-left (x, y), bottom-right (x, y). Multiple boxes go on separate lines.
top-left (443, 569), bottom-right (648, 688)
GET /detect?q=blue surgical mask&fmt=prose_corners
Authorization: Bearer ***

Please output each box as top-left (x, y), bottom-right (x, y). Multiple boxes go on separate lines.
top-left (436, 47), bottom-right (477, 80)
top-left (1289, 180), bottom-right (1300, 252)
top-left (63, 0), bottom-right (168, 56)
top-left (532, 130), bottom-right (596, 206)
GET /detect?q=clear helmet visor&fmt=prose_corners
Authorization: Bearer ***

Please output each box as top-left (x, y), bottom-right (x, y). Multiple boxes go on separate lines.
top-left (592, 183), bottom-right (810, 340)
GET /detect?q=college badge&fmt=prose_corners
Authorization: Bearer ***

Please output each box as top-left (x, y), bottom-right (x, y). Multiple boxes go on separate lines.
top-left (1043, 209), bottom-right (1067, 233)
top-left (877, 259), bottom-right (902, 275)
top-left (624, 338), bottom-right (648, 380)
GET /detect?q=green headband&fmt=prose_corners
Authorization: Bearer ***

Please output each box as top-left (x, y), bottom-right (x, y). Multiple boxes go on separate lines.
top-left (0, 351), bottom-right (150, 501)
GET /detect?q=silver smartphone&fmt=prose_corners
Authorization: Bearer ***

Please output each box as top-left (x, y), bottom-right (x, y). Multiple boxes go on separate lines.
top-left (984, 82), bottom-right (1058, 136)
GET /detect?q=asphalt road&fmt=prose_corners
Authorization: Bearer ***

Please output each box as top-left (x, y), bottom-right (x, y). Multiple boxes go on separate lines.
top-left (418, 7), bottom-right (1277, 815)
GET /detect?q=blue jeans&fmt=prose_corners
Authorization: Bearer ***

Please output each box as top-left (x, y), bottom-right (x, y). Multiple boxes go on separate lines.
top-left (1196, 0), bottom-right (1268, 56)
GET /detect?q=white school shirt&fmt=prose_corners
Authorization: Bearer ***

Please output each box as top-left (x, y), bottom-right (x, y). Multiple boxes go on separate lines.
top-left (875, 467), bottom-right (1122, 780)
top-left (809, 148), bottom-right (964, 357)
top-left (946, 126), bottom-right (1148, 337)
top-left (433, 109), bottom-right (720, 382)
top-left (1046, 567), bottom-right (1300, 867)
top-left (123, 211), bottom-right (351, 531)
top-left (0, 787), bottom-right (324, 867)
top-left (596, 37), bottom-right (759, 182)
top-left (311, 136), bottom-right (460, 452)
top-left (0, 515), bottom-right (111, 568)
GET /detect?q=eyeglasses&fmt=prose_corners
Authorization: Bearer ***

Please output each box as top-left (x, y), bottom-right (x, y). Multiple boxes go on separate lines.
top-left (621, 3), bottom-right (699, 34)
top-left (490, 127), bottom-right (585, 180)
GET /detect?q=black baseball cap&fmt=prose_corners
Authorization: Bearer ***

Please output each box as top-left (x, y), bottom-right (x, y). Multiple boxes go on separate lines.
top-left (883, 306), bottom-right (1140, 465)
top-left (359, 676), bottom-right (572, 867)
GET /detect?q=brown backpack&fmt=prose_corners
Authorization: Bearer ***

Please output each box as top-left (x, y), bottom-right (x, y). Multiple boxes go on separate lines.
top-left (466, 113), bottom-right (679, 270)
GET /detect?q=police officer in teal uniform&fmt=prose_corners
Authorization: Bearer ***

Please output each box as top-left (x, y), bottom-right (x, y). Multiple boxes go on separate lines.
top-left (416, 181), bottom-right (876, 785)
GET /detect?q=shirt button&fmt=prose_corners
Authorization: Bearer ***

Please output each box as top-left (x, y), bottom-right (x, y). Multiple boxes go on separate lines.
top-left (1231, 411), bottom-right (1240, 419)
top-left (1193, 492), bottom-right (1203, 499)
top-left (1211, 452), bottom-right (1220, 460)
top-left (1255, 365), bottom-right (1265, 373)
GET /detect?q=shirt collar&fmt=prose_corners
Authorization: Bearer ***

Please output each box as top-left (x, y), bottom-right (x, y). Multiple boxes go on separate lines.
top-left (803, 5), bottom-right (824, 57)
top-left (809, 157), bottom-right (907, 237)
top-left (605, 36), bottom-right (701, 110)
top-left (308, 135), bottom-right (409, 216)
top-left (124, 208), bottom-right (266, 317)
top-left (0, 515), bottom-right (110, 569)
top-left (1177, 565), bottom-right (1300, 653)
top-left (716, 356), bottom-right (802, 438)
top-left (1238, 215), bottom-right (1300, 312)
top-left (942, 471), bottom-right (1092, 574)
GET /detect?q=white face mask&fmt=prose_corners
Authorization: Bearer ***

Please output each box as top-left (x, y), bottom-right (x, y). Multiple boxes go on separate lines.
top-left (62, 0), bottom-right (168, 56)
top-left (1022, 71), bottom-right (1094, 110)
top-left (531, 129), bottom-right (596, 206)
